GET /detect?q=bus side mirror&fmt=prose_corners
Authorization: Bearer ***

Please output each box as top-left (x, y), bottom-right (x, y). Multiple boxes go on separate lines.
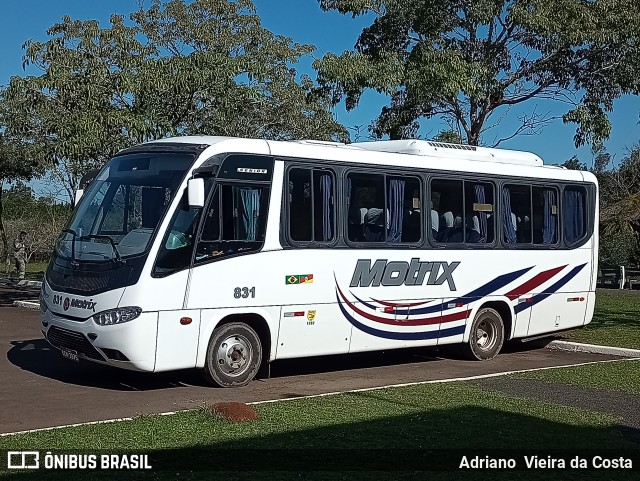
top-left (188, 178), bottom-right (205, 208)
top-left (74, 189), bottom-right (84, 206)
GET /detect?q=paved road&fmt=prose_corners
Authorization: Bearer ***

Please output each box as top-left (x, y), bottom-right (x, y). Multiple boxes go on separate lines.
top-left (0, 286), bottom-right (619, 434)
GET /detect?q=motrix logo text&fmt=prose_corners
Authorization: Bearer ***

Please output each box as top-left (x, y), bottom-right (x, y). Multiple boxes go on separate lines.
top-left (350, 258), bottom-right (460, 290)
top-left (53, 294), bottom-right (96, 312)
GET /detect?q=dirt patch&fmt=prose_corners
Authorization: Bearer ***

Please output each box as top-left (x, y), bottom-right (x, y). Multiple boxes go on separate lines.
top-left (210, 402), bottom-right (260, 422)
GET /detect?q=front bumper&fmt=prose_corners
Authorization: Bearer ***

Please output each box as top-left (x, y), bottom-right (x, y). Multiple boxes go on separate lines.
top-left (41, 309), bottom-right (158, 372)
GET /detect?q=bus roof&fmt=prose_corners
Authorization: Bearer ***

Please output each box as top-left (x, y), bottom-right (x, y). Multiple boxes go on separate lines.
top-left (147, 136), bottom-right (595, 184)
top-left (350, 139), bottom-right (543, 167)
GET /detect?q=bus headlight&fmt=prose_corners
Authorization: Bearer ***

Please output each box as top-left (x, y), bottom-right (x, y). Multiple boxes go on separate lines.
top-left (92, 307), bottom-right (142, 326)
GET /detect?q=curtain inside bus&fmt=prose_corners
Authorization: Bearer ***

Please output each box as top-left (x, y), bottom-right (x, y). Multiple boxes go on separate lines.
top-left (388, 178), bottom-right (405, 243)
top-left (474, 184), bottom-right (487, 243)
top-left (240, 188), bottom-right (261, 241)
top-left (563, 188), bottom-right (586, 244)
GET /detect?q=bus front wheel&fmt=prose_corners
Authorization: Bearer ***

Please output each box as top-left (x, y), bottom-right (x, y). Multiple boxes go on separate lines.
top-left (203, 322), bottom-right (262, 388)
top-left (462, 307), bottom-right (504, 360)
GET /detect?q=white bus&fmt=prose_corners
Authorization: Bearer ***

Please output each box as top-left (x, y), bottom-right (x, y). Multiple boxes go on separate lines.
top-left (40, 137), bottom-right (598, 387)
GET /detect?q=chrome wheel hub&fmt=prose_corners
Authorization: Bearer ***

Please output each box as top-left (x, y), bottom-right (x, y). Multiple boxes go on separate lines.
top-left (475, 319), bottom-right (497, 352)
top-left (216, 335), bottom-right (253, 377)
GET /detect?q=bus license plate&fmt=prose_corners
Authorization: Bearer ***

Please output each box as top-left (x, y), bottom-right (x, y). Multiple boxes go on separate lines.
top-left (61, 348), bottom-right (79, 362)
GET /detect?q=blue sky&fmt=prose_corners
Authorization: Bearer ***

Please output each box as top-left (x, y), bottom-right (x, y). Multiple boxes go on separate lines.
top-left (1, 0), bottom-right (639, 171)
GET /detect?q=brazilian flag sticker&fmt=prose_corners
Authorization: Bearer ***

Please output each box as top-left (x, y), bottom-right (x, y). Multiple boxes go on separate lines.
top-left (286, 274), bottom-right (314, 285)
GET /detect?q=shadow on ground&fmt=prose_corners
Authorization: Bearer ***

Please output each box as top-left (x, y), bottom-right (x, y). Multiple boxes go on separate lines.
top-left (6, 334), bottom-right (558, 392)
top-left (1, 405), bottom-right (638, 480)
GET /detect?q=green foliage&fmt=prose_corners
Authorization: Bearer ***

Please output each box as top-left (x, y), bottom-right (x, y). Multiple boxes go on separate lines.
top-left (0, 130), bottom-right (44, 183)
top-left (561, 156), bottom-right (587, 171)
top-left (1, 183), bottom-right (72, 262)
top-left (433, 129), bottom-right (463, 144)
top-left (315, 0), bottom-right (640, 146)
top-left (2, 182), bottom-right (70, 221)
top-left (2, 0), bottom-right (346, 202)
top-left (0, 132), bottom-right (49, 261)
top-left (599, 226), bottom-right (639, 267)
top-left (598, 145), bottom-right (640, 218)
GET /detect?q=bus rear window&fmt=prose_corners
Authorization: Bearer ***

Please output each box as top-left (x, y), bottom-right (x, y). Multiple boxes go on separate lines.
top-left (563, 186), bottom-right (587, 245)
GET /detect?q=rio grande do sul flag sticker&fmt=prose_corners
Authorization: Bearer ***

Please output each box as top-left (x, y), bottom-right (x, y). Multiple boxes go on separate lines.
top-left (285, 274), bottom-right (314, 285)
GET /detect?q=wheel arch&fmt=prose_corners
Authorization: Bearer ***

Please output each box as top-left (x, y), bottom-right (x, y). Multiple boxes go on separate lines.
top-left (196, 308), bottom-right (276, 374)
top-left (463, 297), bottom-right (514, 342)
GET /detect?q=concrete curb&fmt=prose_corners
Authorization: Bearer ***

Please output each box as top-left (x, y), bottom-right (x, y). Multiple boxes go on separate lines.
top-left (13, 300), bottom-right (39, 310)
top-left (547, 340), bottom-right (640, 358)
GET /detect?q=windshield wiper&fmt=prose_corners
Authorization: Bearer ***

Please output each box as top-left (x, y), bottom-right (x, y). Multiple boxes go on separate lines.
top-left (62, 229), bottom-right (125, 265)
top-left (61, 228), bottom-right (78, 261)
top-left (78, 234), bottom-right (126, 265)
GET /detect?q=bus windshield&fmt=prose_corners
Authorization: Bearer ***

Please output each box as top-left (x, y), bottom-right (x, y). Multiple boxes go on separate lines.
top-left (56, 152), bottom-right (194, 262)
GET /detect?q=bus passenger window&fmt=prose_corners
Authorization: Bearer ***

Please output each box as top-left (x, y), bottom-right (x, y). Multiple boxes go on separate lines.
top-left (503, 185), bottom-right (531, 244)
top-left (431, 179), bottom-right (463, 243)
top-left (347, 173), bottom-right (420, 244)
top-left (532, 187), bottom-right (558, 245)
top-left (288, 168), bottom-right (335, 243)
top-left (465, 181), bottom-right (494, 244)
top-left (563, 186), bottom-right (587, 245)
top-left (396, 177), bottom-right (421, 243)
top-left (347, 173), bottom-right (385, 242)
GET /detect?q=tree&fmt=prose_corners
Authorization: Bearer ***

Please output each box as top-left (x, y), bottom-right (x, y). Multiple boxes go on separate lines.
top-left (1, 184), bottom-right (71, 267)
top-left (3, 0), bottom-right (346, 203)
top-left (0, 124), bottom-right (45, 262)
top-left (315, 0), bottom-right (640, 146)
top-left (561, 156), bottom-right (587, 171)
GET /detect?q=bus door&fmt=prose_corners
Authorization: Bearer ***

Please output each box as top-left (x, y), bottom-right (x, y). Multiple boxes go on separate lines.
top-left (151, 185), bottom-right (212, 371)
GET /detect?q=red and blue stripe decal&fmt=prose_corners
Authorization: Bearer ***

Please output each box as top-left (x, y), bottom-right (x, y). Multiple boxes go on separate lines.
top-left (336, 263), bottom-right (587, 341)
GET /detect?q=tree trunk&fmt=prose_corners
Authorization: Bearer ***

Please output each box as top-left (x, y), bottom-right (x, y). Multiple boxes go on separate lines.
top-left (468, 122), bottom-right (482, 146)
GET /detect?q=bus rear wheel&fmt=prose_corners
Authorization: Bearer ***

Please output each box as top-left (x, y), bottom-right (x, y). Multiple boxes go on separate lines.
top-left (203, 322), bottom-right (262, 388)
top-left (462, 307), bottom-right (504, 360)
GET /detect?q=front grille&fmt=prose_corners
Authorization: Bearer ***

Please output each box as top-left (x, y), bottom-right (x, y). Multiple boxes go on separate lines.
top-left (48, 269), bottom-right (109, 294)
top-left (46, 326), bottom-right (104, 361)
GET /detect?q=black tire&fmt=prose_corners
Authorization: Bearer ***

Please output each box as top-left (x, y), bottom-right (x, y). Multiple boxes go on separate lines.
top-left (461, 307), bottom-right (504, 360)
top-left (203, 322), bottom-right (262, 388)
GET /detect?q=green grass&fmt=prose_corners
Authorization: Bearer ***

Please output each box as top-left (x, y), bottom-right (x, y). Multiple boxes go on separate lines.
top-left (24, 261), bottom-right (48, 281)
top-left (562, 289), bottom-right (640, 349)
top-left (1, 380), bottom-right (636, 480)
top-left (511, 359), bottom-right (640, 395)
top-left (3, 260), bottom-right (48, 281)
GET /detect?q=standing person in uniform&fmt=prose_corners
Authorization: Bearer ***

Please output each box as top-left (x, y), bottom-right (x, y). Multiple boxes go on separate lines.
top-left (13, 231), bottom-right (27, 280)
